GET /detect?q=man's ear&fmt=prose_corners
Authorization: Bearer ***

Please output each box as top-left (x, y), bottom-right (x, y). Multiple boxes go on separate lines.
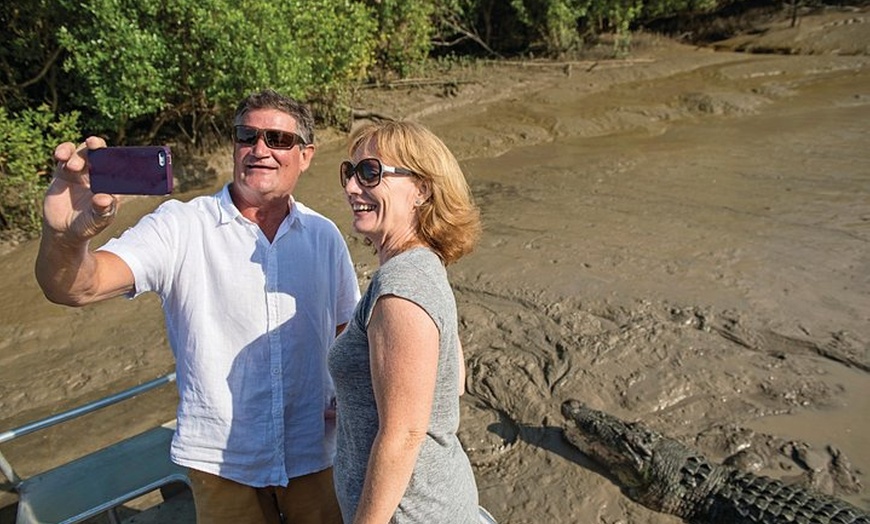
top-left (299, 144), bottom-right (316, 171)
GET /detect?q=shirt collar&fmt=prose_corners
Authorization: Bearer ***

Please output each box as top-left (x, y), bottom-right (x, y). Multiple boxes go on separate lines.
top-left (217, 184), bottom-right (300, 229)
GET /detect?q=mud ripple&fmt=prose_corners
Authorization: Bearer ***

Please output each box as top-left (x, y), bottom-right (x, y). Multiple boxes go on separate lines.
top-left (678, 90), bottom-right (770, 115)
top-left (694, 424), bottom-right (866, 497)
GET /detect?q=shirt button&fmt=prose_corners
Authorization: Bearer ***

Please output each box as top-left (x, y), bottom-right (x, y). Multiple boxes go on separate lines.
top-left (271, 368), bottom-right (280, 375)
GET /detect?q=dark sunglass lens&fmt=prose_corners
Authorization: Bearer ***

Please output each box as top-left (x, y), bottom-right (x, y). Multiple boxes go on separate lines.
top-left (340, 162), bottom-right (353, 187)
top-left (265, 130), bottom-right (299, 149)
top-left (234, 126), bottom-right (258, 145)
top-left (358, 159), bottom-right (382, 186)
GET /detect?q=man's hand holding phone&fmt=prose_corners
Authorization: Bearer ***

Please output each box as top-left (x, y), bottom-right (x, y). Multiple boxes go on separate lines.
top-left (45, 138), bottom-right (173, 242)
top-left (38, 137), bottom-right (154, 304)
top-left (44, 137), bottom-right (118, 241)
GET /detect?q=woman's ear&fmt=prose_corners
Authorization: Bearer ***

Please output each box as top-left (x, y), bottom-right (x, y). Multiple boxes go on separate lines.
top-left (417, 180), bottom-right (432, 203)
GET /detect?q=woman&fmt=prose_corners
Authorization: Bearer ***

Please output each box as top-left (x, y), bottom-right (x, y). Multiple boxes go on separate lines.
top-left (328, 120), bottom-right (482, 523)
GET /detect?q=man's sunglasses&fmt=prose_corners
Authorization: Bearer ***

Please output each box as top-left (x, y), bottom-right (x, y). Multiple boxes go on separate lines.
top-left (340, 158), bottom-right (415, 188)
top-left (233, 125), bottom-right (307, 149)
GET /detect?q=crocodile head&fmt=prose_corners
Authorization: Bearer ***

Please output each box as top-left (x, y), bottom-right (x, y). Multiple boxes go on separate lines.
top-left (561, 400), bottom-right (657, 488)
top-left (561, 399), bottom-right (702, 517)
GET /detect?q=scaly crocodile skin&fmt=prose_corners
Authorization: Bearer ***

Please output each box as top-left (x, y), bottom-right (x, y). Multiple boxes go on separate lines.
top-left (561, 400), bottom-right (870, 524)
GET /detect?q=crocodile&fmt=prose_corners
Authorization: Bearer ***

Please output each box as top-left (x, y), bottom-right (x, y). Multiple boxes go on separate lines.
top-left (561, 399), bottom-right (870, 524)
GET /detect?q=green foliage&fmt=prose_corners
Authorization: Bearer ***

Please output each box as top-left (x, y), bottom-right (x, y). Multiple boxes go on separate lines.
top-left (364, 0), bottom-right (436, 78)
top-left (546, 0), bottom-right (590, 55)
top-left (642, 0), bottom-right (719, 19)
top-left (593, 0), bottom-right (646, 55)
top-left (430, 0), bottom-right (535, 57)
top-left (281, 0), bottom-right (377, 125)
top-left (0, 0), bottom-right (790, 240)
top-left (57, 0), bottom-right (176, 139)
top-left (508, 0), bottom-right (587, 56)
top-left (1, 0), bottom-right (378, 239)
top-left (0, 0), bottom-right (77, 112)
top-left (507, 0), bottom-right (655, 56)
top-left (0, 105), bottom-right (80, 236)
top-left (55, 0), bottom-right (376, 141)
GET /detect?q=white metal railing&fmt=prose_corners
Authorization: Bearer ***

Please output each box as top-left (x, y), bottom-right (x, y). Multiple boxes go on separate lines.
top-left (0, 372), bottom-right (176, 485)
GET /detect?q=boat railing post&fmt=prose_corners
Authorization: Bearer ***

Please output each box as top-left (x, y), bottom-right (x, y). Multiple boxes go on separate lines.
top-left (0, 372), bottom-right (176, 491)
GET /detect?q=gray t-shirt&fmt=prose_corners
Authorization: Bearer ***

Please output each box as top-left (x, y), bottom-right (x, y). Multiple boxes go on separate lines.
top-left (328, 247), bottom-right (479, 523)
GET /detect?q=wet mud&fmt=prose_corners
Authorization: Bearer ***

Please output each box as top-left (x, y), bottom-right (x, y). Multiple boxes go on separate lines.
top-left (1, 8), bottom-right (868, 523)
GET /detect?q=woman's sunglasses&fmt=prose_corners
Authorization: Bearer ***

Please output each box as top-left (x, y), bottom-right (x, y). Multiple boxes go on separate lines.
top-left (233, 125), bottom-right (307, 149)
top-left (340, 158), bottom-right (415, 188)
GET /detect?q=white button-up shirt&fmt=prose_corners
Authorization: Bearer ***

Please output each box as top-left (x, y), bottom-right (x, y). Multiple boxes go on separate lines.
top-left (100, 185), bottom-right (360, 486)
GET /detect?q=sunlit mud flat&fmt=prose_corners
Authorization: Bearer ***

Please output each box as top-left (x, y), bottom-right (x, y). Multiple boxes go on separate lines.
top-left (427, 49), bottom-right (870, 523)
top-left (1, 10), bottom-right (868, 524)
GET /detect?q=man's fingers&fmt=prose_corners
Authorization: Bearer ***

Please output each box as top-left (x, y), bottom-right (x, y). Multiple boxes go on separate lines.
top-left (85, 136), bottom-right (108, 150)
top-left (92, 195), bottom-right (118, 220)
top-left (54, 137), bottom-right (109, 173)
top-left (95, 202), bottom-right (116, 219)
top-left (53, 142), bottom-right (77, 165)
top-left (54, 142), bottom-right (89, 173)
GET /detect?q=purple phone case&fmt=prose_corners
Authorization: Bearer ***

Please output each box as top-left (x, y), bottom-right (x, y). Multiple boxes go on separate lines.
top-left (89, 146), bottom-right (174, 195)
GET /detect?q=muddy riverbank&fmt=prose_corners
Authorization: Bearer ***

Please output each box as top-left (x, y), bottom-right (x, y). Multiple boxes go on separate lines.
top-left (1, 6), bottom-right (868, 523)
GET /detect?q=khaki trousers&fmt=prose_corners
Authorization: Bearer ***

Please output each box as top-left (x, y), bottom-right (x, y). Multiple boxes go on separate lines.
top-left (189, 467), bottom-right (343, 524)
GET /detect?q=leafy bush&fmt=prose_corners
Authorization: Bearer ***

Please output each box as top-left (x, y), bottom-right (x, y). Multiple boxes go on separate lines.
top-left (282, 0), bottom-right (377, 126)
top-left (57, 0), bottom-right (174, 142)
top-left (0, 0), bottom-right (77, 113)
top-left (510, 0), bottom-right (590, 56)
top-left (365, 0), bottom-right (436, 78)
top-left (593, 0), bottom-right (646, 55)
top-left (642, 0), bottom-right (719, 20)
top-left (1, 0), bottom-right (789, 242)
top-left (0, 105), bottom-right (80, 237)
top-left (56, 0), bottom-right (376, 142)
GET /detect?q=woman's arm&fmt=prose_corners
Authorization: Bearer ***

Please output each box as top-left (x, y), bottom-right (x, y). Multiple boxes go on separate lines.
top-left (353, 294), bottom-right (440, 524)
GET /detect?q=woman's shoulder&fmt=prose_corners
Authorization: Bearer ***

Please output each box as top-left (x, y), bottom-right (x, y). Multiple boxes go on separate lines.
top-left (387, 247), bottom-right (442, 269)
top-left (374, 248), bottom-right (451, 304)
top-left (378, 248), bottom-right (443, 281)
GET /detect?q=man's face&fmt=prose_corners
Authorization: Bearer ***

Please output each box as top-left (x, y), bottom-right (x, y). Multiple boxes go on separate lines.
top-left (231, 108), bottom-right (314, 203)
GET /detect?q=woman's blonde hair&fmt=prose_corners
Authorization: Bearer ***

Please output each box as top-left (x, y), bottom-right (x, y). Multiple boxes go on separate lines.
top-left (347, 120), bottom-right (481, 265)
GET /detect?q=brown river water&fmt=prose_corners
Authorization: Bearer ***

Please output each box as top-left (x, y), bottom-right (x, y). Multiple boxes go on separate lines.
top-left (1, 10), bottom-right (868, 523)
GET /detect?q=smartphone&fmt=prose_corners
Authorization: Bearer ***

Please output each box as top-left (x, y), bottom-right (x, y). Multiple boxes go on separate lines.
top-left (89, 146), bottom-right (174, 195)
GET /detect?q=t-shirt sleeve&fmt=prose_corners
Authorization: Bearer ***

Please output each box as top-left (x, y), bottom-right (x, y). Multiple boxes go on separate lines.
top-left (365, 254), bottom-right (448, 333)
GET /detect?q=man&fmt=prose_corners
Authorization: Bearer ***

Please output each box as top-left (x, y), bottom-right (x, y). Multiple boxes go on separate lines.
top-left (35, 89), bottom-right (360, 524)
